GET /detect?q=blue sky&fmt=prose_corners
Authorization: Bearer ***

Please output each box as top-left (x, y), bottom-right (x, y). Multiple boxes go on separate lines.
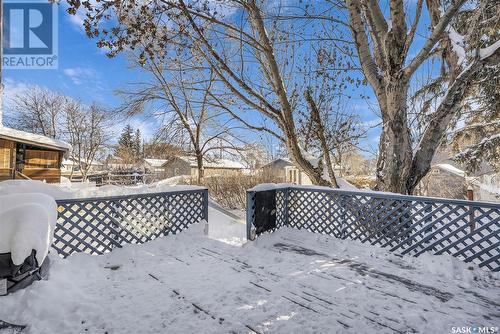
top-left (3, 3), bottom-right (384, 156)
top-left (3, 4), bottom-right (160, 139)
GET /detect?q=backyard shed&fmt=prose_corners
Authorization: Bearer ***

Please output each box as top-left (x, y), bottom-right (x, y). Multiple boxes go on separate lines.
top-left (0, 126), bottom-right (71, 183)
top-left (260, 158), bottom-right (293, 181)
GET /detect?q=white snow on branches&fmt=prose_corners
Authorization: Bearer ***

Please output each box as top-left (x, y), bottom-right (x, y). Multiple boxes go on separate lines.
top-left (480, 39), bottom-right (500, 60)
top-left (447, 26), bottom-right (466, 66)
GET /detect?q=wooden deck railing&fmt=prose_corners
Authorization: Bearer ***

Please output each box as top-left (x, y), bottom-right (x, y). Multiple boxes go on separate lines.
top-left (53, 189), bottom-right (209, 257)
top-left (247, 186), bottom-right (500, 271)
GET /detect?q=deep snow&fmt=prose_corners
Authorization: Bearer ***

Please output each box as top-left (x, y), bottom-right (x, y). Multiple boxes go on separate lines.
top-left (0, 193), bottom-right (57, 265)
top-left (0, 225), bottom-right (498, 334)
top-left (1, 180), bottom-right (498, 333)
top-left (0, 179), bottom-right (204, 200)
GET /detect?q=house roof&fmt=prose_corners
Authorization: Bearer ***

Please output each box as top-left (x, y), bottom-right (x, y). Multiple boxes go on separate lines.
top-left (205, 158), bottom-right (246, 169)
top-left (144, 158), bottom-right (169, 168)
top-left (261, 158), bottom-right (293, 169)
top-left (171, 156), bottom-right (246, 169)
top-left (431, 148), bottom-right (495, 177)
top-left (62, 157), bottom-right (104, 166)
top-left (0, 126), bottom-right (71, 151)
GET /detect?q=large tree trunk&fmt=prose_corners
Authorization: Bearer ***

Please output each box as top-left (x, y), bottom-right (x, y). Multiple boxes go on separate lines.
top-left (375, 79), bottom-right (414, 194)
top-left (195, 149), bottom-right (204, 183)
top-left (280, 114), bottom-right (330, 186)
top-left (304, 89), bottom-right (339, 188)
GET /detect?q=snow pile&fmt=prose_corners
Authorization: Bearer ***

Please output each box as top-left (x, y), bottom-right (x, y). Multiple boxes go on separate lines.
top-left (0, 180), bottom-right (73, 199)
top-left (435, 163), bottom-right (466, 177)
top-left (152, 175), bottom-right (191, 186)
top-left (0, 179), bottom-right (204, 200)
top-left (479, 39), bottom-right (500, 60)
top-left (0, 193), bottom-right (57, 265)
top-left (0, 226), bottom-right (497, 333)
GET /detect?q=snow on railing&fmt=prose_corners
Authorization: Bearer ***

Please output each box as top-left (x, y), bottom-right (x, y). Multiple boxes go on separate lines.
top-left (53, 189), bottom-right (209, 257)
top-left (246, 186), bottom-right (500, 271)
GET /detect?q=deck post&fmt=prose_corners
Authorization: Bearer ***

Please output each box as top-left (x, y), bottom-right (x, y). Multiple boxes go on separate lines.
top-left (284, 187), bottom-right (290, 227)
top-left (246, 190), bottom-right (255, 240)
top-left (202, 189), bottom-right (209, 223)
top-left (466, 187), bottom-right (475, 233)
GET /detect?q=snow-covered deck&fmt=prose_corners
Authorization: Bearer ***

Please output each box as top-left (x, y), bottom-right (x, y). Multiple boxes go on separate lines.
top-left (1, 222), bottom-right (498, 333)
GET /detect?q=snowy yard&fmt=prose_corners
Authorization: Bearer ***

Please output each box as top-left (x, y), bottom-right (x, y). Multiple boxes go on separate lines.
top-left (1, 221), bottom-right (498, 333)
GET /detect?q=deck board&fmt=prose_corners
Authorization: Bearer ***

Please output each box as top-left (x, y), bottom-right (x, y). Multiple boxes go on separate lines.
top-left (0, 226), bottom-right (498, 334)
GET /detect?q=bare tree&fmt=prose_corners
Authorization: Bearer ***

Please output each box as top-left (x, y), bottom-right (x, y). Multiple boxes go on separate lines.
top-left (118, 59), bottom-right (246, 182)
top-left (64, 102), bottom-right (111, 181)
top-left (7, 86), bottom-right (65, 138)
top-left (342, 0), bottom-right (500, 193)
top-left (64, 0), bottom-right (358, 187)
top-left (7, 86), bottom-right (111, 180)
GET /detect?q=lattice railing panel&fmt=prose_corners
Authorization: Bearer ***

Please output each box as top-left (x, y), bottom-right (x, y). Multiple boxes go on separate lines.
top-left (248, 186), bottom-right (500, 271)
top-left (54, 189), bottom-right (208, 257)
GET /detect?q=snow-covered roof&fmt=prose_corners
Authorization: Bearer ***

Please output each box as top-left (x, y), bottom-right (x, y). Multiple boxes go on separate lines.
top-left (144, 158), bottom-right (169, 167)
top-left (174, 156), bottom-right (246, 169)
top-left (261, 158), bottom-right (293, 168)
top-left (204, 158), bottom-right (246, 169)
top-left (62, 157), bottom-right (104, 166)
top-left (0, 126), bottom-right (71, 151)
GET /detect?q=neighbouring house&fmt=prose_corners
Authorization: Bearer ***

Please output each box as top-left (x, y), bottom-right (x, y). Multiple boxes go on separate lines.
top-left (143, 158), bottom-right (169, 173)
top-left (260, 158), bottom-right (293, 181)
top-left (162, 156), bottom-right (246, 179)
top-left (416, 163), bottom-right (500, 201)
top-left (284, 164), bottom-right (357, 189)
top-left (61, 157), bottom-right (105, 179)
top-left (105, 156), bottom-right (137, 171)
top-left (270, 155), bottom-right (341, 186)
top-left (284, 165), bottom-right (313, 185)
top-left (0, 126), bottom-right (71, 183)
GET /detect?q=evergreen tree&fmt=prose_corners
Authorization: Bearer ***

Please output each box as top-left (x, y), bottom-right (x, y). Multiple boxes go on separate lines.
top-left (116, 125), bottom-right (135, 162)
top-left (134, 128), bottom-right (142, 157)
top-left (118, 125), bottom-right (134, 149)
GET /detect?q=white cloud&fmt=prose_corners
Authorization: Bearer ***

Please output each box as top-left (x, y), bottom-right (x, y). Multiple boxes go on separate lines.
top-left (67, 12), bottom-right (85, 31)
top-left (63, 67), bottom-right (99, 85)
top-left (2, 79), bottom-right (34, 121)
top-left (1, 79), bottom-right (56, 126)
top-left (129, 118), bottom-right (157, 141)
